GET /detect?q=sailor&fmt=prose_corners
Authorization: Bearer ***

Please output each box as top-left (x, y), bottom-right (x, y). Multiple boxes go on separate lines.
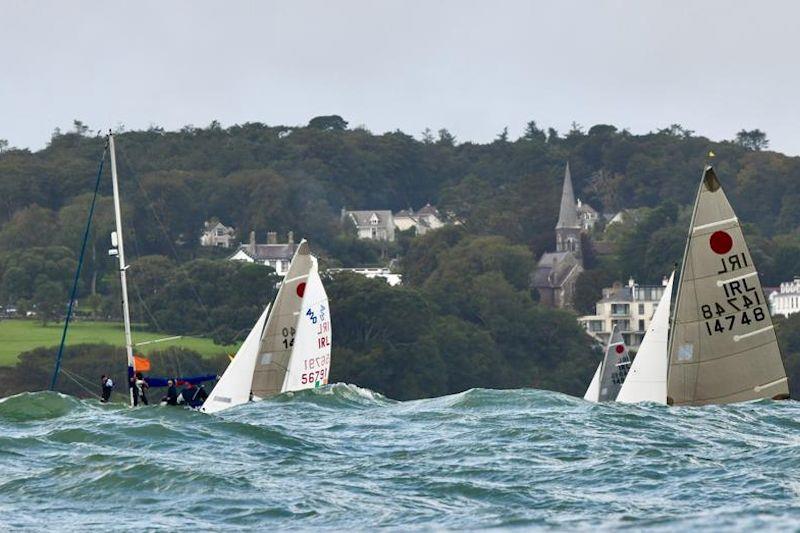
top-left (130, 375), bottom-right (140, 406)
top-left (100, 375), bottom-right (114, 403)
top-left (161, 379), bottom-right (178, 405)
top-left (134, 372), bottom-right (149, 406)
top-left (178, 382), bottom-right (208, 408)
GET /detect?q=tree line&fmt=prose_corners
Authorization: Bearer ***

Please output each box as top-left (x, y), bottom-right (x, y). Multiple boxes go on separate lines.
top-left (2, 118), bottom-right (800, 399)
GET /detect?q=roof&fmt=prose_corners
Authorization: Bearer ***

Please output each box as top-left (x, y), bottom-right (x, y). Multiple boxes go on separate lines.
top-left (345, 210), bottom-right (393, 227)
top-left (556, 163), bottom-right (580, 229)
top-left (598, 284), bottom-right (664, 303)
top-left (233, 243), bottom-right (298, 262)
top-left (533, 251), bottom-right (579, 288)
top-left (416, 203), bottom-right (441, 217)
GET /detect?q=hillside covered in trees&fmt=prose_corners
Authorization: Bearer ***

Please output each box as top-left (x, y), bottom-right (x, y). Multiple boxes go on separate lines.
top-left (2, 118), bottom-right (800, 400)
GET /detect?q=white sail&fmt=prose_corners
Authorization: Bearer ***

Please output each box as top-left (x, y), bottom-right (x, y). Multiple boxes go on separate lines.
top-left (584, 362), bottom-right (601, 402)
top-left (616, 272), bottom-right (674, 404)
top-left (281, 257), bottom-right (332, 391)
top-left (201, 304), bottom-right (270, 414)
top-left (667, 167), bottom-right (789, 405)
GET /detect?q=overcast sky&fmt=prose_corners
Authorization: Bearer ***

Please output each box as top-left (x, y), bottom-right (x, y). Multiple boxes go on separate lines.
top-left (2, 0), bottom-right (799, 153)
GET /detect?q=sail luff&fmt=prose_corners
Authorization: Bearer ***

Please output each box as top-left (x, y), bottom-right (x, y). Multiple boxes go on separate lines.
top-left (665, 173), bottom-right (705, 393)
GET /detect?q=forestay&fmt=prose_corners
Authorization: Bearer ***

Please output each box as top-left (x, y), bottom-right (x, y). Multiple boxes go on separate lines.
top-left (616, 272), bottom-right (673, 404)
top-left (667, 167), bottom-right (789, 405)
top-left (200, 304), bottom-right (270, 414)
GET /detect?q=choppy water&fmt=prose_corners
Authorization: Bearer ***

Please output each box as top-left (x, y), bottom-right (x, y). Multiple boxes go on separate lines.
top-left (1, 386), bottom-right (799, 531)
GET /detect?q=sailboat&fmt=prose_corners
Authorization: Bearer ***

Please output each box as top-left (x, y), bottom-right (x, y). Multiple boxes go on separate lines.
top-left (666, 166), bottom-right (789, 405)
top-left (584, 325), bottom-right (632, 402)
top-left (201, 240), bottom-right (332, 414)
top-left (616, 272), bottom-right (674, 404)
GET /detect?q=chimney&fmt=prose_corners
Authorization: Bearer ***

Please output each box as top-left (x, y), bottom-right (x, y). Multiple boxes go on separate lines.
top-left (288, 230), bottom-right (294, 244)
top-left (267, 231), bottom-right (277, 245)
top-left (249, 230), bottom-right (255, 247)
top-left (340, 207), bottom-right (347, 223)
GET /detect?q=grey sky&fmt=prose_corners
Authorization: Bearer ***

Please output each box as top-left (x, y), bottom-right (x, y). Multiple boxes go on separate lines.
top-left (2, 0), bottom-right (798, 153)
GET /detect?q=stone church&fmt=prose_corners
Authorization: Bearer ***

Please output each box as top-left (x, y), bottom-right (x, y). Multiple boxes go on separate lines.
top-left (533, 163), bottom-right (585, 309)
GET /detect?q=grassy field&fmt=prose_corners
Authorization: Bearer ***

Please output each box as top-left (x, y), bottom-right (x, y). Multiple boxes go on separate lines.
top-left (0, 319), bottom-right (238, 367)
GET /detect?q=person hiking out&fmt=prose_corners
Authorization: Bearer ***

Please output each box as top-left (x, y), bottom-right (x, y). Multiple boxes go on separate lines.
top-left (100, 375), bottom-right (114, 403)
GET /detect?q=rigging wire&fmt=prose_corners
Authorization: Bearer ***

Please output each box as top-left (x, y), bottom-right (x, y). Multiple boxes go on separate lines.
top-left (115, 146), bottom-right (212, 324)
top-left (50, 145), bottom-right (108, 391)
top-left (59, 367), bottom-right (102, 400)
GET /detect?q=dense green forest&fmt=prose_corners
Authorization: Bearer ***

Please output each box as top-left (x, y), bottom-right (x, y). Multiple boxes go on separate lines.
top-left (2, 118), bottom-right (800, 400)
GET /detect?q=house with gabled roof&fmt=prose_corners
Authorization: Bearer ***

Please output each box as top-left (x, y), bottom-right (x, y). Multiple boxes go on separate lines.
top-left (341, 209), bottom-right (396, 241)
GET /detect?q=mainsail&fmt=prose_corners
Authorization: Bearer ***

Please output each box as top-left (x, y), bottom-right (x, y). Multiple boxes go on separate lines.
top-left (584, 325), bottom-right (631, 402)
top-left (616, 272), bottom-right (674, 404)
top-left (667, 166), bottom-right (789, 405)
top-left (200, 304), bottom-right (270, 414)
top-left (250, 240), bottom-right (332, 398)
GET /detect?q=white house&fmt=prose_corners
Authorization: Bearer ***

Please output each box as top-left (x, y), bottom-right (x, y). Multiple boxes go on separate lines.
top-left (229, 231), bottom-right (298, 276)
top-left (342, 209), bottom-right (396, 241)
top-left (578, 277), bottom-right (669, 349)
top-left (394, 204), bottom-right (446, 235)
top-left (200, 220), bottom-right (236, 248)
top-left (768, 278), bottom-right (800, 317)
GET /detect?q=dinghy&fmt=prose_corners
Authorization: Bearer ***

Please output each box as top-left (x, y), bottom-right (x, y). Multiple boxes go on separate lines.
top-left (584, 325), bottom-right (631, 402)
top-left (666, 166), bottom-right (789, 405)
top-left (201, 241), bottom-right (332, 413)
top-left (616, 272), bottom-right (674, 404)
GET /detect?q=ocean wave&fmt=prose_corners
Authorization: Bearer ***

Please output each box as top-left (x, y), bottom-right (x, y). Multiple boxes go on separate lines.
top-left (2, 388), bottom-right (800, 529)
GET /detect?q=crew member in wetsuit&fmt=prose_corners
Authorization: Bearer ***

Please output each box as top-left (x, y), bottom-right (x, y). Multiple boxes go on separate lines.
top-left (100, 375), bottom-right (113, 403)
top-left (161, 379), bottom-right (178, 405)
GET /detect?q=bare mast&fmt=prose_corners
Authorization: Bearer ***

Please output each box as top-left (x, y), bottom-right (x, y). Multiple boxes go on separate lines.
top-left (108, 133), bottom-right (135, 407)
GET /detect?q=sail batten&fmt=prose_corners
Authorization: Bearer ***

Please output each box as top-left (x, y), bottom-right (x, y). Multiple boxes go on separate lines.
top-left (666, 166), bottom-right (789, 406)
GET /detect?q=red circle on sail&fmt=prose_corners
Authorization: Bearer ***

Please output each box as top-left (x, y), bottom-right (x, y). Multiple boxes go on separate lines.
top-left (615, 344), bottom-right (625, 354)
top-left (709, 231), bottom-right (733, 255)
top-left (296, 282), bottom-right (306, 298)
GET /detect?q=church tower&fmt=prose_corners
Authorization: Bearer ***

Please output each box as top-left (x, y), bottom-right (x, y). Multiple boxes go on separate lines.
top-left (555, 162), bottom-right (582, 262)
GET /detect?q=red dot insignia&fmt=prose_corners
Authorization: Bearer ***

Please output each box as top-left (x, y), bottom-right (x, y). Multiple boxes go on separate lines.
top-left (709, 231), bottom-right (733, 255)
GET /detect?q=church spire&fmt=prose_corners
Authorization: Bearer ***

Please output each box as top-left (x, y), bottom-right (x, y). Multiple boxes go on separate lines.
top-left (556, 162), bottom-right (580, 229)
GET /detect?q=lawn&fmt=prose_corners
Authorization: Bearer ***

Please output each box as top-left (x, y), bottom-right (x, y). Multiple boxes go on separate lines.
top-left (0, 319), bottom-right (238, 367)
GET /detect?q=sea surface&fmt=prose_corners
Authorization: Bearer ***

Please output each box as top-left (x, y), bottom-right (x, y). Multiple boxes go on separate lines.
top-left (1, 385), bottom-right (799, 531)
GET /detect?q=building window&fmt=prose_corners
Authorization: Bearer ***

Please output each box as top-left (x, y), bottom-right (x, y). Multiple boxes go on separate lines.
top-left (371, 227), bottom-right (377, 238)
top-left (638, 303), bottom-right (645, 315)
top-left (611, 303), bottom-right (630, 316)
top-left (588, 320), bottom-right (604, 332)
top-left (612, 319), bottom-right (630, 331)
top-left (638, 319), bottom-right (645, 331)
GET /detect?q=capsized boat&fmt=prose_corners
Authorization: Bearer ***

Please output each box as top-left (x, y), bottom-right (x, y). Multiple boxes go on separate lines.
top-left (201, 240), bottom-right (332, 413)
top-left (615, 272), bottom-right (674, 404)
top-left (583, 325), bottom-right (631, 402)
top-left (667, 166), bottom-right (789, 405)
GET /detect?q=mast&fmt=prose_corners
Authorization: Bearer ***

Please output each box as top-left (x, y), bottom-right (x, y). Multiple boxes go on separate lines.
top-left (108, 133), bottom-right (135, 407)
